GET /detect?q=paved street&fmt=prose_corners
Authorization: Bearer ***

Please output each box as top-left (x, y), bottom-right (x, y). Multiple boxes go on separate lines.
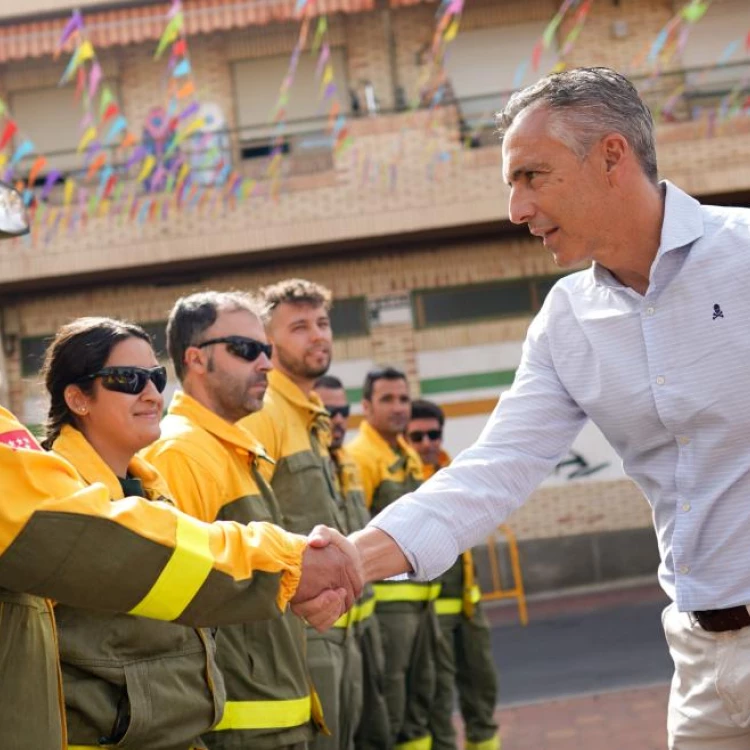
top-left (456, 582), bottom-right (673, 748)
top-left (495, 684), bottom-right (669, 749)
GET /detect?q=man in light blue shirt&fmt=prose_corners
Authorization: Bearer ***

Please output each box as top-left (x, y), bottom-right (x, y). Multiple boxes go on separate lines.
top-left (338, 67), bottom-right (750, 748)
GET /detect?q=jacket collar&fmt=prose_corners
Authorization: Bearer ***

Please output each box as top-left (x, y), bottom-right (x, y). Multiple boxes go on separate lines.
top-left (167, 391), bottom-right (270, 461)
top-left (269, 370), bottom-right (328, 427)
top-left (423, 449), bottom-right (451, 479)
top-left (358, 419), bottom-right (422, 466)
top-left (52, 425), bottom-right (167, 500)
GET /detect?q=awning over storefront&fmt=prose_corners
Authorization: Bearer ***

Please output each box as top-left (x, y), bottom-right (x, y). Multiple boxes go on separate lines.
top-left (0, 0), bottom-right (375, 63)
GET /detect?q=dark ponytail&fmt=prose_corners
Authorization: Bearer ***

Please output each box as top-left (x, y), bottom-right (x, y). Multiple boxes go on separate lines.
top-left (40, 317), bottom-right (152, 450)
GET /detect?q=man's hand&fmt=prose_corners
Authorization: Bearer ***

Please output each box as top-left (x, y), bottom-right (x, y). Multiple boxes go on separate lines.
top-left (291, 588), bottom-right (348, 632)
top-left (291, 525), bottom-right (364, 615)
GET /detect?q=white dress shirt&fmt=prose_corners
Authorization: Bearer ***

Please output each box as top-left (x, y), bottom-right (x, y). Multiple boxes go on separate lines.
top-left (371, 181), bottom-right (750, 612)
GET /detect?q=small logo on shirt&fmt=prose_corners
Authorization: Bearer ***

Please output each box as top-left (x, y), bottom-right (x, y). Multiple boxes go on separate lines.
top-left (713, 304), bottom-right (724, 320)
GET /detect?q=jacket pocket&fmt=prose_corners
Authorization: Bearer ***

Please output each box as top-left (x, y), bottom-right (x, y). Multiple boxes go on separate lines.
top-left (109, 662), bottom-right (150, 748)
top-left (276, 451), bottom-right (339, 534)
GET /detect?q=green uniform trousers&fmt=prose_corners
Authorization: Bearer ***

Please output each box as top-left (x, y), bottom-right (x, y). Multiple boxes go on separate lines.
top-left (377, 604), bottom-right (438, 750)
top-left (308, 630), bottom-right (363, 750)
top-left (354, 615), bottom-right (390, 750)
top-left (430, 607), bottom-right (499, 750)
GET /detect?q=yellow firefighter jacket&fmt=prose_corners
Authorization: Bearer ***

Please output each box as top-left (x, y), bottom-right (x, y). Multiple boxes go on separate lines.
top-left (52, 425), bottom-right (225, 750)
top-left (144, 391), bottom-right (319, 750)
top-left (423, 452), bottom-right (481, 619)
top-left (240, 370), bottom-right (356, 635)
top-left (347, 421), bottom-right (440, 607)
top-left (0, 406), bottom-right (305, 750)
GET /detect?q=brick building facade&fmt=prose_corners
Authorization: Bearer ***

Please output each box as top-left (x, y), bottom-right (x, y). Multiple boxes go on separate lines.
top-left (1, 0), bottom-right (748, 592)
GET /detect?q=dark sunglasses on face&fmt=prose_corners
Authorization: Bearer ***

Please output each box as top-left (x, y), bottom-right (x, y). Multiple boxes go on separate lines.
top-left (326, 405), bottom-right (350, 419)
top-left (197, 336), bottom-right (273, 363)
top-left (79, 366), bottom-right (168, 395)
top-left (408, 429), bottom-right (442, 443)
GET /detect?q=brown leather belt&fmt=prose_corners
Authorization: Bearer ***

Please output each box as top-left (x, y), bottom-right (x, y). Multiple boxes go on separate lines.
top-left (693, 605), bottom-right (750, 632)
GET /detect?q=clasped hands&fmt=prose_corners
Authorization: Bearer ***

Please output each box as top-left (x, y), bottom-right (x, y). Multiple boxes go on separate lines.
top-left (290, 525), bottom-right (364, 631)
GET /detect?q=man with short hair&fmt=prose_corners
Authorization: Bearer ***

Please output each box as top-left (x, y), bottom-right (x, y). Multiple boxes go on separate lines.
top-left (241, 279), bottom-right (363, 750)
top-left (145, 290), bottom-right (357, 750)
top-left (344, 67), bottom-right (750, 749)
top-left (314, 374), bottom-right (390, 750)
top-left (407, 400), bottom-right (499, 750)
top-left (347, 368), bottom-right (437, 750)
top-left (0, 191), bottom-right (353, 748)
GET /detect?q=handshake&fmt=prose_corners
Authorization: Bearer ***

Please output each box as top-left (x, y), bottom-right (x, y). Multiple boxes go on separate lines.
top-left (290, 525), bottom-right (366, 631)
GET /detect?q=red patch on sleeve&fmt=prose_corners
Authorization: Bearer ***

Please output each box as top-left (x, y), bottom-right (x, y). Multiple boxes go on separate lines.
top-left (0, 429), bottom-right (41, 451)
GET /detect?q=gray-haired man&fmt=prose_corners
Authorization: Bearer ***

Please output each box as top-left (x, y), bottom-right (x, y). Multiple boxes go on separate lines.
top-left (337, 67), bottom-right (750, 749)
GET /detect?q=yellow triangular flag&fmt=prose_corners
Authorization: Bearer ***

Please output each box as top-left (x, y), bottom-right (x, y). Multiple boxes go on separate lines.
top-left (136, 154), bottom-right (156, 183)
top-left (77, 126), bottom-right (97, 153)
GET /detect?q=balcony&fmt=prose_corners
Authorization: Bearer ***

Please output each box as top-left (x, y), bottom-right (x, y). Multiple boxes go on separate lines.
top-left (2, 61), bottom-right (750, 293)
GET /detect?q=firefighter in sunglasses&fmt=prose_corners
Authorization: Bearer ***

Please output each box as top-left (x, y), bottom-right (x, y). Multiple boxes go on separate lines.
top-left (145, 290), bottom-right (335, 750)
top-left (347, 368), bottom-right (438, 750)
top-left (406, 400), bottom-right (499, 750)
top-left (241, 279), bottom-right (364, 750)
top-left (0, 181), bottom-right (358, 750)
top-left (314, 374), bottom-right (391, 750)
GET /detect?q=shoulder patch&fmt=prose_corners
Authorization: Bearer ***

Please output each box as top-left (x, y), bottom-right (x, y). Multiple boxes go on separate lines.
top-left (0, 428), bottom-right (41, 451)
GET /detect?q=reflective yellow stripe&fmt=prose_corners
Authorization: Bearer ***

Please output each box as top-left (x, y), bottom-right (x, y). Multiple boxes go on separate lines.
top-left (334, 595), bottom-right (378, 627)
top-left (128, 514), bottom-right (213, 621)
top-left (214, 696), bottom-right (312, 731)
top-left (465, 734), bottom-right (501, 750)
top-left (333, 609), bottom-right (355, 628)
top-left (373, 583), bottom-right (441, 602)
top-left (395, 734), bottom-right (433, 750)
top-left (355, 596), bottom-right (377, 623)
top-left (436, 585), bottom-right (482, 616)
top-left (434, 598), bottom-right (462, 616)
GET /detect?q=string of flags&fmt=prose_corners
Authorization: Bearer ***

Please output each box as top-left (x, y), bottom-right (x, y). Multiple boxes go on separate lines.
top-left (8, 0), bottom-right (750, 243)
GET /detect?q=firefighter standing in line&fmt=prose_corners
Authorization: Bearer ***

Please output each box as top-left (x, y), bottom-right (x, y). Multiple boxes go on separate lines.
top-left (0, 181), bottom-right (358, 749)
top-left (314, 374), bottom-right (391, 750)
top-left (145, 291), bottom-right (329, 750)
top-left (347, 367), bottom-right (438, 750)
top-left (407, 400), bottom-right (500, 750)
top-left (241, 279), bottom-right (363, 750)
top-left (44, 317), bottom-right (228, 750)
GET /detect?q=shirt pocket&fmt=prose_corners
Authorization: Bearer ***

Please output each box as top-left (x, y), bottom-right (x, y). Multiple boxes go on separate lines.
top-left (275, 451), bottom-right (338, 534)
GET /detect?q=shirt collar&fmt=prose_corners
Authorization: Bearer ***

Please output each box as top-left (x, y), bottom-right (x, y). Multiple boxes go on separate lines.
top-left (168, 390), bottom-right (270, 461)
top-left (268, 369), bottom-right (328, 425)
top-left (359, 419), bottom-right (421, 464)
top-left (52, 424), bottom-right (167, 499)
top-left (592, 180), bottom-right (704, 287)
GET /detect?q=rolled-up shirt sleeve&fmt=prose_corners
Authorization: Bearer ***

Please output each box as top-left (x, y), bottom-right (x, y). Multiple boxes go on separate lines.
top-left (370, 304), bottom-right (588, 581)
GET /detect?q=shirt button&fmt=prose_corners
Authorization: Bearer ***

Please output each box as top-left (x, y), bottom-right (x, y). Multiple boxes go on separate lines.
top-left (679, 565), bottom-right (690, 575)
top-left (682, 503), bottom-right (691, 512)
top-left (646, 306), bottom-right (656, 316)
top-left (656, 376), bottom-right (666, 385)
top-left (678, 436), bottom-right (691, 445)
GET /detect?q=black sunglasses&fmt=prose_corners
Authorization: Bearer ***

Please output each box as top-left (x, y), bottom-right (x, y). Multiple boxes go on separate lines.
top-left (79, 366), bottom-right (168, 395)
top-left (197, 336), bottom-right (272, 363)
top-left (326, 405), bottom-right (350, 419)
top-left (408, 429), bottom-right (442, 443)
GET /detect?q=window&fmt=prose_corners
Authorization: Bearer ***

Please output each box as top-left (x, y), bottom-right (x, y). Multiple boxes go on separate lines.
top-left (329, 297), bottom-right (368, 339)
top-left (10, 84), bottom-right (119, 180)
top-left (20, 335), bottom-right (52, 377)
top-left (232, 51), bottom-right (350, 174)
top-left (680, 0), bottom-right (750, 110)
top-left (443, 23), bottom-right (558, 139)
top-left (413, 276), bottom-right (565, 328)
top-left (139, 321), bottom-right (168, 359)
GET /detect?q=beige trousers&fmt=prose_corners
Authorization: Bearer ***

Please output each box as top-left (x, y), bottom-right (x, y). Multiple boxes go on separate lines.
top-left (664, 602), bottom-right (750, 749)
